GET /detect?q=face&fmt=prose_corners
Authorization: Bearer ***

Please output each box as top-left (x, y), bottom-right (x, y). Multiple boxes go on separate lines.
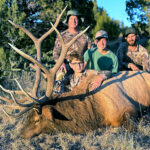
top-left (125, 33), bottom-right (136, 46)
top-left (69, 58), bottom-right (84, 73)
top-left (97, 38), bottom-right (107, 50)
top-left (68, 15), bottom-right (79, 28)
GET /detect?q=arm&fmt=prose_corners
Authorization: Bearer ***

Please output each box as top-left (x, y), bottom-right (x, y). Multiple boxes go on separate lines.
top-left (116, 43), bottom-right (130, 70)
top-left (141, 48), bottom-right (150, 72)
top-left (83, 50), bottom-right (90, 69)
top-left (89, 70), bottom-right (112, 91)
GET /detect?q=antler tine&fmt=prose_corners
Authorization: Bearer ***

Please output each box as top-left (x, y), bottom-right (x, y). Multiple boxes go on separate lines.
top-left (0, 105), bottom-right (24, 109)
top-left (39, 5), bottom-right (68, 42)
top-left (8, 20), bottom-right (37, 42)
top-left (2, 107), bottom-right (33, 118)
top-left (10, 91), bottom-right (35, 108)
top-left (0, 96), bottom-right (12, 103)
top-left (0, 85), bottom-right (23, 95)
top-left (50, 22), bottom-right (65, 73)
top-left (14, 79), bottom-right (41, 104)
top-left (8, 43), bottom-right (50, 79)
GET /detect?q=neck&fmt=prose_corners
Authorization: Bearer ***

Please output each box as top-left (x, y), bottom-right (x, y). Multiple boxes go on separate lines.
top-left (98, 48), bottom-right (109, 54)
top-left (128, 45), bottom-right (137, 51)
top-left (68, 27), bottom-right (79, 34)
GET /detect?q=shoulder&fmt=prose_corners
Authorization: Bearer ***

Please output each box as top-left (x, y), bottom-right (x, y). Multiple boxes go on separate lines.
top-left (107, 50), bottom-right (118, 61)
top-left (138, 44), bottom-right (148, 53)
top-left (79, 31), bottom-right (88, 37)
top-left (108, 50), bottom-right (117, 56)
top-left (61, 29), bottom-right (69, 36)
top-left (84, 47), bottom-right (97, 55)
top-left (88, 47), bottom-right (97, 53)
top-left (79, 31), bottom-right (91, 41)
top-left (118, 42), bottom-right (128, 50)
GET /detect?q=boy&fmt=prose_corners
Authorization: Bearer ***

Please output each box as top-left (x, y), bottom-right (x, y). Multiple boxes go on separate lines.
top-left (55, 52), bottom-right (112, 93)
top-left (84, 30), bottom-right (118, 73)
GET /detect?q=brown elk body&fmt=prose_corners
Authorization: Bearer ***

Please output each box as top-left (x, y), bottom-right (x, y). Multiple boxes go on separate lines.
top-left (20, 71), bottom-right (150, 138)
top-left (0, 7), bottom-right (150, 139)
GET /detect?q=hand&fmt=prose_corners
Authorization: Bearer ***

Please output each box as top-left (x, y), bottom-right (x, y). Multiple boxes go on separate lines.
top-left (129, 63), bottom-right (140, 71)
top-left (58, 63), bottom-right (67, 73)
top-left (89, 76), bottom-right (105, 91)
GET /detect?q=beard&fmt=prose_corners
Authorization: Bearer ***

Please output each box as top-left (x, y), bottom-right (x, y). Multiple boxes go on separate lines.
top-left (127, 40), bottom-right (137, 46)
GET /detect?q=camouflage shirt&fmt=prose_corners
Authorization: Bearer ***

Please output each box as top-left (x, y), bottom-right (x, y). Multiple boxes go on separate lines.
top-left (53, 29), bottom-right (91, 62)
top-left (60, 70), bottom-right (112, 92)
top-left (116, 42), bottom-right (150, 71)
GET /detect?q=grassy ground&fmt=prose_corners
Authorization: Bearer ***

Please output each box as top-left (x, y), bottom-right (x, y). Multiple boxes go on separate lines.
top-left (0, 72), bottom-right (150, 150)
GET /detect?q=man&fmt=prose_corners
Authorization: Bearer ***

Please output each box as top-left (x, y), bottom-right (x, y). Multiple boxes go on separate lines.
top-left (84, 30), bottom-right (118, 73)
top-left (116, 27), bottom-right (150, 71)
top-left (53, 9), bottom-right (91, 74)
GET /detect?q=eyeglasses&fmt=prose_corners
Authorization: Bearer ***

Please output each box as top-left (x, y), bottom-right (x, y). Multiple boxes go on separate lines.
top-left (70, 62), bottom-right (84, 66)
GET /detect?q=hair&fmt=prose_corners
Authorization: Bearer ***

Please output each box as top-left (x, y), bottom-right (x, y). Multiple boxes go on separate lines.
top-left (68, 52), bottom-right (84, 63)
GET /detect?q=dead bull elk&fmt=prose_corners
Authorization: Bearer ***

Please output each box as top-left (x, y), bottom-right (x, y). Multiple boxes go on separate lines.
top-left (0, 7), bottom-right (150, 139)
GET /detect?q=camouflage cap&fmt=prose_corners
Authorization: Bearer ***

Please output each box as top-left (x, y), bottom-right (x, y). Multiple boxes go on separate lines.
top-left (63, 9), bottom-right (84, 25)
top-left (95, 30), bottom-right (108, 40)
top-left (124, 27), bottom-right (137, 37)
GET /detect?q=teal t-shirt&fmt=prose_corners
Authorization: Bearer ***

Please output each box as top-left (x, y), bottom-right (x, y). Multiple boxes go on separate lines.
top-left (84, 48), bottom-right (118, 73)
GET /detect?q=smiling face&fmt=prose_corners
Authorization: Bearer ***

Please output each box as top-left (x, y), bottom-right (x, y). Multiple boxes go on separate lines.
top-left (125, 33), bottom-right (136, 46)
top-left (68, 15), bottom-right (79, 29)
top-left (97, 38), bottom-right (107, 51)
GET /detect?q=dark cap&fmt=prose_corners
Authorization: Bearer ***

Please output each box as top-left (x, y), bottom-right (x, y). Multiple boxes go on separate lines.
top-left (124, 27), bottom-right (137, 37)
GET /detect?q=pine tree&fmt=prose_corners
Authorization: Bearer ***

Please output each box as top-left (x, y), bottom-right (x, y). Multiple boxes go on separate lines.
top-left (92, 0), bottom-right (121, 41)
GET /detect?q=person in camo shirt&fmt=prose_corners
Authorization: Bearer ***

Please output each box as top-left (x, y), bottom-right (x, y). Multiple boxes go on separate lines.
top-left (116, 27), bottom-right (150, 72)
top-left (53, 9), bottom-right (91, 75)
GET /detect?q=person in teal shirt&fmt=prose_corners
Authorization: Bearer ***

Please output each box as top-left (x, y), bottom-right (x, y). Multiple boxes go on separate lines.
top-left (84, 30), bottom-right (118, 73)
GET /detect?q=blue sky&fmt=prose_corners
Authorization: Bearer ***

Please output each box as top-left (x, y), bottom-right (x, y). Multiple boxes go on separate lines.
top-left (97, 0), bottom-right (131, 27)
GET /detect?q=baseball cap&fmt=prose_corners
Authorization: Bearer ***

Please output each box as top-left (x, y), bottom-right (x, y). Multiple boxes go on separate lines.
top-left (95, 30), bottom-right (108, 40)
top-left (63, 10), bottom-right (84, 25)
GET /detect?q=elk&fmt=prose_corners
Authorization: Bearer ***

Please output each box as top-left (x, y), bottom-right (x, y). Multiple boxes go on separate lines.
top-left (0, 7), bottom-right (150, 139)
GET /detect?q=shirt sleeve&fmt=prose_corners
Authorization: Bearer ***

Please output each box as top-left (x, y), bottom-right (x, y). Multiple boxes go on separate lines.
top-left (116, 43), bottom-right (130, 70)
top-left (112, 55), bottom-right (119, 73)
top-left (141, 48), bottom-right (150, 72)
top-left (84, 50), bottom-right (90, 63)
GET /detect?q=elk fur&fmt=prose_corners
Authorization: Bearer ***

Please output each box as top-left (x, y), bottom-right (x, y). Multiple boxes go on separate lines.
top-left (20, 71), bottom-right (150, 138)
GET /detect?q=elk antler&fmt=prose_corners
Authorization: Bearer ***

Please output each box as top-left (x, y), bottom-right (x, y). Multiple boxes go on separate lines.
top-left (8, 25), bottom-right (90, 98)
top-left (0, 6), bottom-right (90, 117)
top-left (8, 5), bottom-right (68, 98)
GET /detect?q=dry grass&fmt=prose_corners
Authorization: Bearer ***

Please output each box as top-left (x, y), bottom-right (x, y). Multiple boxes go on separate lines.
top-left (0, 72), bottom-right (150, 150)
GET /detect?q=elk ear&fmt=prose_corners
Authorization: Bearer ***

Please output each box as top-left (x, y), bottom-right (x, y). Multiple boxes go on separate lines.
top-left (42, 105), bottom-right (54, 122)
